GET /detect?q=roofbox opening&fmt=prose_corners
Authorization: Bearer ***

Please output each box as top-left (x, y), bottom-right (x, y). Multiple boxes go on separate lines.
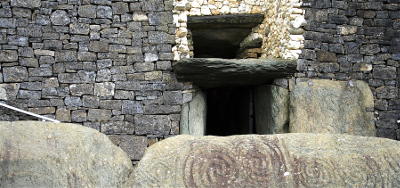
top-left (187, 14), bottom-right (264, 59)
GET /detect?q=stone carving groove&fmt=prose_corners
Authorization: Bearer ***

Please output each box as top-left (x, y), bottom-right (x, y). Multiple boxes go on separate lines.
top-left (131, 134), bottom-right (400, 187)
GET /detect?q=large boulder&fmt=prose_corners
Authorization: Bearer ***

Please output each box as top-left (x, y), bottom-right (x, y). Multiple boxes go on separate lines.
top-left (290, 79), bottom-right (375, 136)
top-left (0, 121), bottom-right (134, 187)
top-left (130, 134), bottom-right (400, 187)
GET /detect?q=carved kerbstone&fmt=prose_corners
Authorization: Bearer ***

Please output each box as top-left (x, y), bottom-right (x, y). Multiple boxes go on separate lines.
top-left (130, 134), bottom-right (400, 187)
top-left (0, 121), bottom-right (134, 187)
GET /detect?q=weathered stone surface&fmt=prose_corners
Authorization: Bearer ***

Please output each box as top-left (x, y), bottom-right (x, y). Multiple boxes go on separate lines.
top-left (173, 58), bottom-right (297, 88)
top-left (180, 91), bottom-right (206, 136)
top-left (94, 82), bottom-right (115, 99)
top-left (255, 85), bottom-right (289, 134)
top-left (122, 100), bottom-right (143, 114)
top-left (130, 134), bottom-right (400, 187)
top-left (87, 109), bottom-right (112, 122)
top-left (70, 23), bottom-right (90, 35)
top-left (187, 14), bottom-right (265, 29)
top-left (11, 0), bottom-right (41, 8)
top-left (290, 80), bottom-right (375, 136)
top-left (119, 135), bottom-right (147, 160)
top-left (55, 51), bottom-right (77, 62)
top-left (89, 41), bottom-right (109, 52)
top-left (0, 121), bottom-right (134, 187)
top-left (97, 6), bottom-right (112, 19)
top-left (134, 115), bottom-right (170, 135)
top-left (0, 83), bottom-right (20, 100)
top-left (78, 5), bottom-right (97, 18)
top-left (0, 50), bottom-right (18, 62)
top-left (3, 67), bottom-right (28, 82)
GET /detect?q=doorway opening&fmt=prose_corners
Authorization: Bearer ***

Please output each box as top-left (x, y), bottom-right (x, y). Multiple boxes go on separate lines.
top-left (187, 14), bottom-right (264, 59)
top-left (205, 86), bottom-right (255, 136)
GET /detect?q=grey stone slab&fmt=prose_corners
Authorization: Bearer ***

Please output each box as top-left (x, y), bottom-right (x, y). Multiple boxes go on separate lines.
top-left (180, 91), bottom-right (206, 136)
top-left (173, 58), bottom-right (297, 89)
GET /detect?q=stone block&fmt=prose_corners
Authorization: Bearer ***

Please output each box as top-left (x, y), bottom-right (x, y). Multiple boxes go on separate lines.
top-left (101, 121), bottom-right (134, 135)
top-left (70, 23), bottom-right (90, 35)
top-left (97, 5), bottom-right (112, 19)
top-left (360, 44), bottom-right (381, 55)
top-left (11, 0), bottom-right (41, 8)
top-left (89, 41), bottom-right (109, 52)
top-left (317, 51), bottom-right (337, 62)
top-left (56, 108), bottom-right (71, 122)
top-left (71, 110), bottom-right (87, 122)
top-left (78, 70), bottom-right (96, 83)
top-left (0, 8), bottom-right (12, 17)
top-left (55, 51), bottom-right (77, 62)
top-left (28, 67), bottom-right (52, 77)
top-left (3, 67), bottom-right (28, 82)
top-left (134, 115), bottom-right (170, 135)
top-left (254, 85), bottom-right (289, 134)
top-left (122, 100), bottom-right (143, 114)
top-left (58, 73), bottom-right (81, 84)
top-left (19, 58), bottom-right (38, 68)
top-left (142, 0), bottom-right (164, 11)
top-left (94, 82), bottom-right (115, 99)
top-left (0, 83), bottom-right (20, 100)
top-left (115, 90), bottom-right (135, 100)
top-left (0, 121), bottom-right (134, 187)
top-left (376, 110), bottom-right (400, 129)
top-left (8, 36), bottom-right (28, 46)
top-left (148, 31), bottom-right (174, 44)
top-left (0, 18), bottom-right (15, 28)
top-left (112, 2), bottom-right (128, 14)
top-left (144, 105), bottom-right (181, 114)
top-left (119, 135), bottom-right (147, 160)
top-left (376, 86), bottom-right (398, 99)
top-left (17, 90), bottom-right (41, 99)
top-left (373, 65), bottom-right (396, 80)
top-left (82, 95), bottom-right (99, 108)
top-left (88, 109), bottom-right (112, 122)
top-left (65, 96), bottom-right (82, 107)
top-left (78, 51), bottom-right (97, 62)
top-left (290, 80), bottom-right (375, 137)
top-left (100, 100), bottom-right (122, 110)
top-left (96, 69), bottom-right (112, 82)
top-left (163, 91), bottom-right (183, 105)
top-left (130, 134), bottom-right (400, 187)
top-left (115, 81), bottom-right (140, 90)
top-left (0, 50), bottom-right (18, 62)
top-left (78, 5), bottom-right (97, 18)
top-left (18, 47), bottom-right (33, 57)
top-left (180, 91), bottom-right (206, 136)
top-left (17, 25), bottom-right (42, 37)
top-left (69, 84), bottom-right (94, 96)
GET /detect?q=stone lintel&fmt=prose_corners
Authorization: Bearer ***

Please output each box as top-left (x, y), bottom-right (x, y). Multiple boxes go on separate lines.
top-left (172, 58), bottom-right (297, 89)
top-left (187, 14), bottom-right (265, 29)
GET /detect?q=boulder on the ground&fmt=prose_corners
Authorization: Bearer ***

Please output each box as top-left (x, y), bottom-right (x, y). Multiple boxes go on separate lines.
top-left (290, 79), bottom-right (375, 136)
top-left (0, 121), bottom-right (134, 187)
top-left (130, 134), bottom-right (400, 187)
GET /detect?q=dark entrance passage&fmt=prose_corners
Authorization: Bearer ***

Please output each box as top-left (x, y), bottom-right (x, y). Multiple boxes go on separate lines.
top-left (205, 86), bottom-right (254, 136)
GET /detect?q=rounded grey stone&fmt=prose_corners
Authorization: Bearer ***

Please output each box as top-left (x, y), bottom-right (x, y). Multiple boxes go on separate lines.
top-left (50, 10), bottom-right (70, 26)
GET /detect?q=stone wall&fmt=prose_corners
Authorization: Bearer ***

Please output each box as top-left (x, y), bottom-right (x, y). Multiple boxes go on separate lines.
top-left (0, 0), bottom-right (193, 164)
top-left (293, 0), bottom-right (400, 139)
top-left (0, 0), bottom-right (399, 164)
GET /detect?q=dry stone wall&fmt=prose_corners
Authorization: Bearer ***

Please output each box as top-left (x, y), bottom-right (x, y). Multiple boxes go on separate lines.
top-left (0, 0), bottom-right (194, 164)
top-left (292, 0), bottom-right (400, 140)
top-left (0, 0), bottom-right (400, 164)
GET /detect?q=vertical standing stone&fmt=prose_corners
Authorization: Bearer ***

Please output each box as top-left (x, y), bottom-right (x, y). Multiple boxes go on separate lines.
top-left (180, 91), bottom-right (206, 136)
top-left (254, 85), bottom-right (289, 134)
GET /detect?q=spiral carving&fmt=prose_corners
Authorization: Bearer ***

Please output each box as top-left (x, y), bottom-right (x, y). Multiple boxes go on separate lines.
top-left (183, 141), bottom-right (239, 188)
top-left (233, 137), bottom-right (288, 186)
top-left (292, 156), bottom-right (337, 187)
